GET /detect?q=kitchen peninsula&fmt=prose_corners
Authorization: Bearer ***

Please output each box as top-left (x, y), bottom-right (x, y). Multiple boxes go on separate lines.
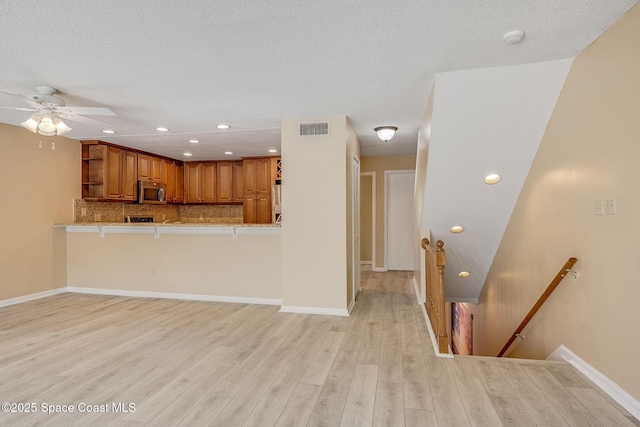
top-left (57, 222), bottom-right (282, 305)
top-left (63, 139), bottom-right (284, 305)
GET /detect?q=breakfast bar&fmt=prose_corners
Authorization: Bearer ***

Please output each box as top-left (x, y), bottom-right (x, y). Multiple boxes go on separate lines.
top-left (56, 223), bottom-right (282, 305)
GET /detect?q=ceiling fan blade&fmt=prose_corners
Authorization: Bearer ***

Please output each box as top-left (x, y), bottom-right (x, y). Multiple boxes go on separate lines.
top-left (59, 106), bottom-right (116, 116)
top-left (0, 88), bottom-right (43, 109)
top-left (0, 106), bottom-right (38, 112)
top-left (60, 114), bottom-right (113, 127)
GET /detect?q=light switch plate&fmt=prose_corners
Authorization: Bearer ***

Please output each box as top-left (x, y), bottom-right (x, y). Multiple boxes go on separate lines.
top-left (604, 198), bottom-right (616, 215)
top-left (594, 199), bottom-right (604, 215)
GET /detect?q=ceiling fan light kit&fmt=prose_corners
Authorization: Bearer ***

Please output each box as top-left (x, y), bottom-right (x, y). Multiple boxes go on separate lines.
top-left (374, 126), bottom-right (398, 142)
top-left (21, 112), bottom-right (72, 136)
top-left (1, 85), bottom-right (116, 136)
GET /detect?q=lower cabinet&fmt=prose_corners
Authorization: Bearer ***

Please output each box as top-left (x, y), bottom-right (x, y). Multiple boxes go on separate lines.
top-left (243, 194), bottom-right (271, 224)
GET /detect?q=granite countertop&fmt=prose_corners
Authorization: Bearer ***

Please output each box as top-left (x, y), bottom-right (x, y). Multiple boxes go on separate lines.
top-left (54, 222), bottom-right (280, 227)
top-left (54, 222), bottom-right (281, 237)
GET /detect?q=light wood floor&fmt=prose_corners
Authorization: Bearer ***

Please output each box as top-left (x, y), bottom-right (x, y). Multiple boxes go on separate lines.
top-left (0, 270), bottom-right (637, 427)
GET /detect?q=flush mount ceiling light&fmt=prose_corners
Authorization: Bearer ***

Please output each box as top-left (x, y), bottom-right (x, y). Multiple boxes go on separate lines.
top-left (217, 124), bottom-right (230, 129)
top-left (459, 271), bottom-right (471, 278)
top-left (484, 173), bottom-right (501, 185)
top-left (183, 152), bottom-right (192, 157)
top-left (21, 112), bottom-right (72, 136)
top-left (503, 30), bottom-right (525, 45)
top-left (102, 129), bottom-right (116, 134)
top-left (450, 226), bottom-right (465, 233)
top-left (374, 126), bottom-right (398, 142)
top-left (224, 151), bottom-right (233, 155)
top-left (188, 139), bottom-right (199, 143)
top-left (156, 127), bottom-right (169, 132)
top-left (268, 149), bottom-right (278, 153)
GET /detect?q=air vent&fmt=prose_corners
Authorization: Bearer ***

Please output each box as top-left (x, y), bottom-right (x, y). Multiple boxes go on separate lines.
top-left (299, 122), bottom-right (329, 136)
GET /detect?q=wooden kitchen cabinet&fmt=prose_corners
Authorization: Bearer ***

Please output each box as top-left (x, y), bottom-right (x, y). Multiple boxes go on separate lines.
top-left (162, 160), bottom-right (185, 203)
top-left (232, 161), bottom-right (244, 202)
top-left (184, 162), bottom-right (216, 203)
top-left (174, 163), bottom-right (184, 203)
top-left (82, 142), bottom-right (137, 201)
top-left (138, 154), bottom-right (164, 183)
top-left (217, 161), bottom-right (244, 203)
top-left (243, 157), bottom-right (276, 223)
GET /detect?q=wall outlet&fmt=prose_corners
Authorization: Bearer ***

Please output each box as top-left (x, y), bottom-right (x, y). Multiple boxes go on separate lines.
top-left (604, 197), bottom-right (617, 215)
top-left (94, 213), bottom-right (101, 222)
top-left (594, 199), bottom-right (604, 215)
top-left (81, 207), bottom-right (87, 217)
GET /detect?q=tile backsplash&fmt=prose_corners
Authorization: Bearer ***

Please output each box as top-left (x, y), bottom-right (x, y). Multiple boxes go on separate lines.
top-left (74, 200), bottom-right (243, 224)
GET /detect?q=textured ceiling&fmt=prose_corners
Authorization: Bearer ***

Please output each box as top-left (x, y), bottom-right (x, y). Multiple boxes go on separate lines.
top-left (0, 1), bottom-right (636, 160)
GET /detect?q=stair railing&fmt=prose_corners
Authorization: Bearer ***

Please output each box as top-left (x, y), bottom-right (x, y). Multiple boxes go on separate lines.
top-left (497, 257), bottom-right (578, 357)
top-left (421, 238), bottom-right (448, 354)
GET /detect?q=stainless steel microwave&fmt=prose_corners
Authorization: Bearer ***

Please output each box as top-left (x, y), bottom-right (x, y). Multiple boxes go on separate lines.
top-left (138, 180), bottom-right (167, 204)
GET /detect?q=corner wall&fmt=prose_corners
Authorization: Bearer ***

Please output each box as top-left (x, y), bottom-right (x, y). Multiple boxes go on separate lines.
top-left (0, 123), bottom-right (80, 300)
top-left (474, 3), bottom-right (640, 402)
top-left (280, 116), bottom-right (355, 313)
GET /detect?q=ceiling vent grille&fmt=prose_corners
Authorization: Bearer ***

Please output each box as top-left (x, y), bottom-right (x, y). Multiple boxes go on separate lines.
top-left (299, 122), bottom-right (329, 136)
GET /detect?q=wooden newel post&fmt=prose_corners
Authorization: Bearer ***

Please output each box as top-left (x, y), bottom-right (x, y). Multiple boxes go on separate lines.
top-left (435, 240), bottom-right (448, 353)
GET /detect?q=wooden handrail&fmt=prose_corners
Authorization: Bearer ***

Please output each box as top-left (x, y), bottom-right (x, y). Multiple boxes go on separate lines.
top-left (497, 257), bottom-right (578, 357)
top-left (421, 238), bottom-right (448, 354)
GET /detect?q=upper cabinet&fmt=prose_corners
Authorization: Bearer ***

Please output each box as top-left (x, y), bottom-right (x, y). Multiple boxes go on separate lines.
top-left (81, 140), bottom-right (277, 210)
top-left (243, 157), bottom-right (279, 223)
top-left (138, 154), bottom-right (164, 183)
top-left (184, 162), bottom-right (217, 204)
top-left (217, 161), bottom-right (244, 203)
top-left (81, 141), bottom-right (137, 202)
top-left (163, 159), bottom-right (184, 204)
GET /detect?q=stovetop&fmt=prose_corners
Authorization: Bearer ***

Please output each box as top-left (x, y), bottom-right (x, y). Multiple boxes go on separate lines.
top-left (125, 216), bottom-right (155, 223)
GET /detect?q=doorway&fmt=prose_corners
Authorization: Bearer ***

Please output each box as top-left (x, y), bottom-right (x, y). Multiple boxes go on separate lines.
top-left (385, 170), bottom-right (415, 271)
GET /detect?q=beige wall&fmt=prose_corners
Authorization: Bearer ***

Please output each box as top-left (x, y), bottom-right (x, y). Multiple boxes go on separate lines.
top-left (361, 155), bottom-right (417, 269)
top-left (281, 116), bottom-right (353, 312)
top-left (67, 232), bottom-right (281, 299)
top-left (474, 3), bottom-right (640, 401)
top-left (0, 123), bottom-right (79, 300)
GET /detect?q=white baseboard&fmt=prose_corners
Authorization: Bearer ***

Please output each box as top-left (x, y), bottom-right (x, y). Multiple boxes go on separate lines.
top-left (347, 299), bottom-right (355, 314)
top-left (66, 287), bottom-right (282, 306)
top-left (279, 305), bottom-right (349, 317)
top-left (411, 276), bottom-right (424, 304)
top-left (548, 344), bottom-right (640, 420)
top-left (418, 303), bottom-right (454, 358)
top-left (372, 267), bottom-right (387, 272)
top-left (0, 287), bottom-right (67, 308)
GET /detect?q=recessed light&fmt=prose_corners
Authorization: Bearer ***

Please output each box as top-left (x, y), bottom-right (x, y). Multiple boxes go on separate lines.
top-left (102, 129), bottom-right (116, 134)
top-left (224, 151), bottom-right (233, 155)
top-left (217, 124), bottom-right (230, 129)
top-left (484, 174), bottom-right (501, 185)
top-left (450, 226), bottom-right (464, 233)
top-left (503, 30), bottom-right (525, 45)
top-left (183, 152), bottom-right (192, 157)
top-left (268, 149), bottom-right (278, 153)
top-left (156, 127), bottom-right (169, 132)
top-left (188, 139), bottom-right (199, 143)
top-left (459, 271), bottom-right (470, 278)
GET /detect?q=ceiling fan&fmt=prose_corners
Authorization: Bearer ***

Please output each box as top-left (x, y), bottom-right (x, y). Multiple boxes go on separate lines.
top-left (0, 85), bottom-right (116, 136)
